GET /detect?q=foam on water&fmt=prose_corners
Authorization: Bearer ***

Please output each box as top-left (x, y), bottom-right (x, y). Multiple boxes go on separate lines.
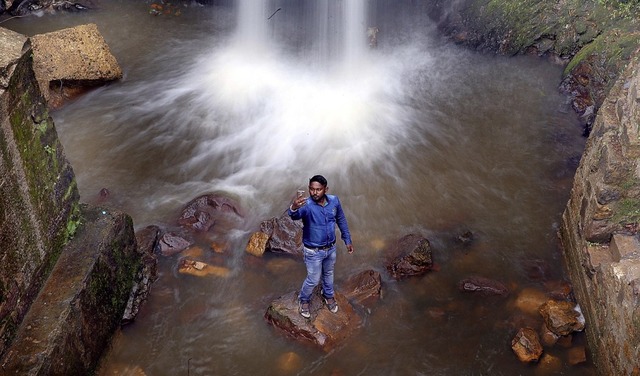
top-left (170, 0), bottom-right (435, 195)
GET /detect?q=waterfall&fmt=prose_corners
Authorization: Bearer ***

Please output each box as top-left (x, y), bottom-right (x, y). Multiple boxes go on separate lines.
top-left (236, 0), bottom-right (368, 69)
top-left (180, 0), bottom-right (426, 193)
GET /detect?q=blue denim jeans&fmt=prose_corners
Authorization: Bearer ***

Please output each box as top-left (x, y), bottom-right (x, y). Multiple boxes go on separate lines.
top-left (299, 245), bottom-right (337, 303)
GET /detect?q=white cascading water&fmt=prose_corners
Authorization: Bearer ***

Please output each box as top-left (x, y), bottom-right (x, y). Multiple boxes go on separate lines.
top-left (180, 0), bottom-right (424, 199)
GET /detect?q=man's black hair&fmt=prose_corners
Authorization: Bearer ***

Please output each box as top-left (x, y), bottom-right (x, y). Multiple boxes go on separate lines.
top-left (309, 175), bottom-right (328, 187)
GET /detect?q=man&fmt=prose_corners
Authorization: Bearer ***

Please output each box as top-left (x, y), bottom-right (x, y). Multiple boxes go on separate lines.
top-left (288, 175), bottom-right (354, 318)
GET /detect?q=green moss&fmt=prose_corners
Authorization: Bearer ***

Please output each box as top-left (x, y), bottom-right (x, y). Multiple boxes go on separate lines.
top-left (613, 198), bottom-right (640, 223)
top-left (64, 205), bottom-right (82, 243)
top-left (564, 30), bottom-right (640, 77)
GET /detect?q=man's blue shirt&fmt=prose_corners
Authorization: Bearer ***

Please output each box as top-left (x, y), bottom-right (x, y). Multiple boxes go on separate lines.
top-left (288, 194), bottom-right (352, 248)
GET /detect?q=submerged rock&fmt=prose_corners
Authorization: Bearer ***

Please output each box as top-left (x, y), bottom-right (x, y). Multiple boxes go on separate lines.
top-left (458, 276), bottom-right (509, 297)
top-left (265, 289), bottom-right (361, 351)
top-left (178, 259), bottom-right (230, 278)
top-left (340, 269), bottom-right (382, 307)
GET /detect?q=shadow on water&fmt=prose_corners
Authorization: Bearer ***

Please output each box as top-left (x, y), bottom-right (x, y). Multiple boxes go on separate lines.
top-left (5, 0), bottom-right (592, 374)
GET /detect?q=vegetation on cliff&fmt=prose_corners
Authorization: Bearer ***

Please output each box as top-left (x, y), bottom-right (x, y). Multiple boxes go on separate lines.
top-left (430, 0), bottom-right (639, 133)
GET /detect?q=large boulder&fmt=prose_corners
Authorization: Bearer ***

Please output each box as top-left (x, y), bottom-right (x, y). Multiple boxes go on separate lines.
top-left (178, 193), bottom-right (243, 233)
top-left (385, 234), bottom-right (433, 279)
top-left (260, 213), bottom-right (303, 256)
top-left (29, 23), bottom-right (122, 109)
top-left (265, 289), bottom-right (361, 351)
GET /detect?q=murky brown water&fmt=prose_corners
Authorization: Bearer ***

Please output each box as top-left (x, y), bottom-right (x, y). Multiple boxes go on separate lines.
top-left (4, 0), bottom-right (594, 374)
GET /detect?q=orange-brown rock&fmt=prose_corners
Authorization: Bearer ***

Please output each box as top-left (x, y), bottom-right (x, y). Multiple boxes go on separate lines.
top-left (539, 300), bottom-right (585, 336)
top-left (245, 231), bottom-right (270, 257)
top-left (340, 269), bottom-right (382, 306)
top-left (265, 289), bottom-right (361, 351)
top-left (178, 259), bottom-right (230, 278)
top-left (511, 327), bottom-right (543, 363)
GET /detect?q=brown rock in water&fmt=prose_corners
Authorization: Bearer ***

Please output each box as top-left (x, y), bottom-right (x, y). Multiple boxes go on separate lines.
top-left (264, 289), bottom-right (362, 351)
top-left (341, 270), bottom-right (382, 306)
top-left (275, 351), bottom-right (303, 374)
top-left (158, 232), bottom-right (191, 256)
top-left (245, 231), bottom-right (270, 257)
top-left (260, 213), bottom-right (303, 256)
top-left (544, 280), bottom-right (573, 300)
top-left (513, 287), bottom-right (548, 315)
top-left (178, 193), bottom-right (243, 232)
top-left (540, 323), bottom-right (560, 347)
top-left (511, 327), bottom-right (543, 362)
top-left (536, 353), bottom-right (562, 375)
top-left (567, 345), bottom-right (587, 365)
top-left (539, 300), bottom-right (585, 336)
top-left (385, 234), bottom-right (433, 280)
top-left (458, 276), bottom-right (509, 297)
top-left (178, 259), bottom-right (230, 278)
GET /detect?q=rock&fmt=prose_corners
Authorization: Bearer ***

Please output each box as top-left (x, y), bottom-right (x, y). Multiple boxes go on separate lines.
top-left (539, 323), bottom-right (560, 347)
top-left (544, 280), bottom-right (573, 300)
top-left (158, 232), bottom-right (191, 256)
top-left (29, 23), bottom-right (122, 109)
top-left (122, 225), bottom-right (160, 324)
top-left (458, 276), bottom-right (509, 297)
top-left (522, 259), bottom-right (550, 281)
top-left (539, 300), bottom-right (585, 336)
top-left (264, 289), bottom-right (361, 351)
top-left (511, 327), bottom-right (543, 363)
top-left (178, 259), bottom-right (230, 278)
top-left (385, 234), bottom-right (433, 280)
top-left (178, 193), bottom-right (243, 232)
top-left (609, 233), bottom-right (640, 262)
top-left (98, 363), bottom-right (148, 376)
top-left (567, 345), bottom-right (587, 365)
top-left (260, 213), bottom-right (303, 256)
top-left (536, 353), bottom-right (562, 375)
top-left (456, 230), bottom-right (474, 245)
top-left (245, 231), bottom-right (270, 257)
top-left (275, 351), bottom-right (303, 374)
top-left (340, 270), bottom-right (382, 306)
top-left (557, 334), bottom-right (573, 348)
top-left (513, 287), bottom-right (548, 315)
top-left (0, 27), bottom-right (27, 94)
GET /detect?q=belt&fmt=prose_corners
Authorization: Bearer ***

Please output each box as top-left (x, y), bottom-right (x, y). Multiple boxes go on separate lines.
top-left (303, 242), bottom-right (335, 251)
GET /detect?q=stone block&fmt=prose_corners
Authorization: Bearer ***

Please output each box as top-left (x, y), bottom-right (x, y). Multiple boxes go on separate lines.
top-left (0, 205), bottom-right (140, 375)
top-left (610, 234), bottom-right (640, 262)
top-left (0, 27), bottom-right (27, 92)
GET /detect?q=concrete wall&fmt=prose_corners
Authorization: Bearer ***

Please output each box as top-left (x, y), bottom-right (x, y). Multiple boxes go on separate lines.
top-left (0, 33), bottom-right (80, 357)
top-left (560, 50), bottom-right (640, 375)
